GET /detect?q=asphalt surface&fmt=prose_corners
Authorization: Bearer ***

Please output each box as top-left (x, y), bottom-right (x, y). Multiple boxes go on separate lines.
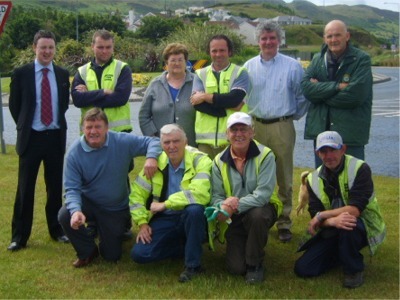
top-left (1, 70), bottom-right (398, 177)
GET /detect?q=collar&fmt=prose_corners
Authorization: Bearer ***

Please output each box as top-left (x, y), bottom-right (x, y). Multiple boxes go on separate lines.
top-left (91, 57), bottom-right (114, 69)
top-left (220, 140), bottom-right (261, 167)
top-left (80, 132), bottom-right (109, 152)
top-left (35, 60), bottom-right (54, 72)
top-left (168, 159), bottom-right (185, 172)
top-left (319, 155), bottom-right (346, 180)
top-left (211, 62), bottom-right (231, 73)
top-left (259, 52), bottom-right (278, 63)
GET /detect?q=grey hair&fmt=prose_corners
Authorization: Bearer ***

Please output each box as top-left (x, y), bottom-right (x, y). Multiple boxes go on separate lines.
top-left (160, 124), bottom-right (187, 142)
top-left (255, 21), bottom-right (283, 42)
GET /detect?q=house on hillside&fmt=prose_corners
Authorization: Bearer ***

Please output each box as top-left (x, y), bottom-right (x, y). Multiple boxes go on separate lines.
top-left (125, 11), bottom-right (157, 32)
top-left (270, 16), bottom-right (312, 25)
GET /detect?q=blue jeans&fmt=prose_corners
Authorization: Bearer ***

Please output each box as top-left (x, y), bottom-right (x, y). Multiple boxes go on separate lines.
top-left (131, 204), bottom-right (206, 268)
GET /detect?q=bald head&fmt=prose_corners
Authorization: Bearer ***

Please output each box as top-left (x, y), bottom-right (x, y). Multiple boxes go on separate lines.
top-left (324, 19), bottom-right (350, 57)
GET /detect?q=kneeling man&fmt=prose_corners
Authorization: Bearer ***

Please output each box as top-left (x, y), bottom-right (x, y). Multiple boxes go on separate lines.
top-left (130, 124), bottom-right (212, 282)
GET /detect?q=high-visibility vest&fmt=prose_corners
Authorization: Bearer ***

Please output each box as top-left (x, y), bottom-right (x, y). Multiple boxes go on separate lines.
top-left (195, 64), bottom-right (247, 147)
top-left (308, 155), bottom-right (386, 255)
top-left (207, 142), bottom-right (282, 250)
top-left (78, 59), bottom-right (132, 132)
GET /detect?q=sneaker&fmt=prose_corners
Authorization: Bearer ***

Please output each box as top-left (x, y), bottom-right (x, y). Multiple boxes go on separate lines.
top-left (245, 265), bottom-right (265, 284)
top-left (178, 266), bottom-right (204, 283)
top-left (278, 229), bottom-right (292, 242)
top-left (343, 271), bottom-right (364, 288)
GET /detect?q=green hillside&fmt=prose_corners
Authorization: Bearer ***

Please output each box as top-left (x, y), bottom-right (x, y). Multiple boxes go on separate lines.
top-left (6, 0), bottom-right (399, 43)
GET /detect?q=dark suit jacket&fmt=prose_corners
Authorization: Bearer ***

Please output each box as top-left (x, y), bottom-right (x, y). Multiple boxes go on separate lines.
top-left (9, 62), bottom-right (70, 155)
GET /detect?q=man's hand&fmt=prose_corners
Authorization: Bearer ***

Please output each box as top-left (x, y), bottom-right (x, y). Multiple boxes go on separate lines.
top-left (103, 89), bottom-right (113, 95)
top-left (307, 217), bottom-right (320, 236)
top-left (338, 82), bottom-right (349, 90)
top-left (329, 211), bottom-right (357, 230)
top-left (150, 202), bottom-right (166, 214)
top-left (144, 158), bottom-right (158, 180)
top-left (70, 211), bottom-right (86, 230)
top-left (136, 224), bottom-right (152, 244)
top-left (223, 196), bottom-right (239, 211)
top-left (191, 91), bottom-right (212, 105)
top-left (310, 78), bottom-right (319, 83)
top-left (74, 84), bottom-right (88, 92)
top-left (232, 101), bottom-right (245, 111)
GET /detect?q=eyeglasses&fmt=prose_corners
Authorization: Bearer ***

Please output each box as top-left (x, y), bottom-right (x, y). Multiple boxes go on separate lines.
top-left (168, 58), bottom-right (185, 64)
top-left (229, 127), bottom-right (251, 134)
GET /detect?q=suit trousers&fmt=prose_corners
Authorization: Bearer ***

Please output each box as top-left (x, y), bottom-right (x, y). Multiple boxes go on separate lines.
top-left (225, 203), bottom-right (277, 275)
top-left (58, 202), bottom-right (130, 262)
top-left (11, 129), bottom-right (64, 246)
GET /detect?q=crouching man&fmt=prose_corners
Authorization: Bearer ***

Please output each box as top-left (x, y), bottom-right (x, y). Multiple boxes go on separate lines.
top-left (294, 131), bottom-right (386, 288)
top-left (130, 124), bottom-right (212, 283)
top-left (210, 112), bottom-right (282, 284)
top-left (58, 108), bottom-right (161, 267)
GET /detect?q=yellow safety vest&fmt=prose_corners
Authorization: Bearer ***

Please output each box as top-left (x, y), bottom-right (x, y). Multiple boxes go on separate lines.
top-left (207, 142), bottom-right (282, 250)
top-left (308, 155), bottom-right (386, 255)
top-left (78, 59), bottom-right (132, 132)
top-left (195, 64), bottom-right (247, 147)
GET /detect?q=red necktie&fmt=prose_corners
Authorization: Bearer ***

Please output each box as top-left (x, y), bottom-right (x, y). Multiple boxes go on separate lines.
top-left (41, 68), bottom-right (53, 126)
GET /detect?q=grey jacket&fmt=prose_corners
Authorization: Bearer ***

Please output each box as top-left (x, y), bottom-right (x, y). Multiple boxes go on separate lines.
top-left (139, 71), bottom-right (196, 147)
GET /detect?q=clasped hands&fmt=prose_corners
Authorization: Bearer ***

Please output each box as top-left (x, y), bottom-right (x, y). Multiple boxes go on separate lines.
top-left (308, 211), bottom-right (357, 236)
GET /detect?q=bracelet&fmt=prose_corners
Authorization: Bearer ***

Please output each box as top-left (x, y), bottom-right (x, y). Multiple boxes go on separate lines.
top-left (316, 211), bottom-right (325, 223)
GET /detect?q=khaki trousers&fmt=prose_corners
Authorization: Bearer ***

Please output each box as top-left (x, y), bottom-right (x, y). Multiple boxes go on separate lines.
top-left (254, 118), bottom-right (295, 230)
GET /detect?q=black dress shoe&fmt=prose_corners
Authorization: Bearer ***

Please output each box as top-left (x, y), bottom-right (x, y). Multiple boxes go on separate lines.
top-left (56, 235), bottom-right (70, 243)
top-left (7, 242), bottom-right (25, 251)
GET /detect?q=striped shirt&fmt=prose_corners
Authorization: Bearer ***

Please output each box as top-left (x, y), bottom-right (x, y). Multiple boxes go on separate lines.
top-left (244, 53), bottom-right (308, 120)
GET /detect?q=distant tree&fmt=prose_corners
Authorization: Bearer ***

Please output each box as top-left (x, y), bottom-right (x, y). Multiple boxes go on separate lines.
top-left (7, 13), bottom-right (41, 49)
top-left (57, 39), bottom-right (88, 74)
top-left (159, 24), bottom-right (244, 61)
top-left (0, 33), bottom-right (16, 73)
top-left (135, 16), bottom-right (184, 44)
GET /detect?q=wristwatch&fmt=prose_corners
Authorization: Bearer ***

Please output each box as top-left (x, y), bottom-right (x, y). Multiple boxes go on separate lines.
top-left (316, 211), bottom-right (325, 223)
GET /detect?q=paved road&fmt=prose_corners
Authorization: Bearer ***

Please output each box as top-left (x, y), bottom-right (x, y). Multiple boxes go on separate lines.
top-left (1, 67), bottom-right (399, 177)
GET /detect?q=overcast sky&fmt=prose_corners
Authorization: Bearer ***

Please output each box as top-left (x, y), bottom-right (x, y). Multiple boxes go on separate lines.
top-left (283, 0), bottom-right (399, 12)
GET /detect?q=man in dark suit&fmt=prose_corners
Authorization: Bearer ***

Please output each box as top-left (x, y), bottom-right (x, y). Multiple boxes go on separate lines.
top-left (8, 30), bottom-right (71, 251)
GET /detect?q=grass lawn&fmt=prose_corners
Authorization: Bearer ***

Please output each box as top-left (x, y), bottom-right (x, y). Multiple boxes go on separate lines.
top-left (0, 144), bottom-right (398, 299)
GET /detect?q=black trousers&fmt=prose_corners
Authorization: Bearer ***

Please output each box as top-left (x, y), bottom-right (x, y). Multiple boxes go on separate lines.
top-left (11, 130), bottom-right (64, 246)
top-left (294, 219), bottom-right (368, 276)
top-left (58, 202), bottom-right (130, 262)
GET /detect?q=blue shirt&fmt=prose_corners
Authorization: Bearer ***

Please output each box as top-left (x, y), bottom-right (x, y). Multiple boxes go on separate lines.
top-left (32, 59), bottom-right (60, 131)
top-left (167, 160), bottom-right (185, 198)
top-left (244, 53), bottom-right (308, 120)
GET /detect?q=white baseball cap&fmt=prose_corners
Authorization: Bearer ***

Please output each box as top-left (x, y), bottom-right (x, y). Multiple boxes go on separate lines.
top-left (316, 131), bottom-right (343, 151)
top-left (227, 112), bottom-right (253, 129)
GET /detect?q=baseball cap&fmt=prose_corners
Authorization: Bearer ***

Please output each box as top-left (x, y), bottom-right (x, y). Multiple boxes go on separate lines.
top-left (227, 112), bottom-right (253, 129)
top-left (316, 131), bottom-right (343, 151)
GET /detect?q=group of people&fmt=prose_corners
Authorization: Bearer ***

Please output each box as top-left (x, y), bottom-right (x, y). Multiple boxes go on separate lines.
top-left (7, 19), bottom-right (385, 289)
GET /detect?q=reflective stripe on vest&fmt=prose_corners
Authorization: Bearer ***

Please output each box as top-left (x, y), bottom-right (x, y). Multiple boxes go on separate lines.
top-left (195, 64), bottom-right (246, 146)
top-left (308, 155), bottom-right (386, 255)
top-left (78, 60), bottom-right (132, 132)
top-left (215, 143), bottom-right (283, 217)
